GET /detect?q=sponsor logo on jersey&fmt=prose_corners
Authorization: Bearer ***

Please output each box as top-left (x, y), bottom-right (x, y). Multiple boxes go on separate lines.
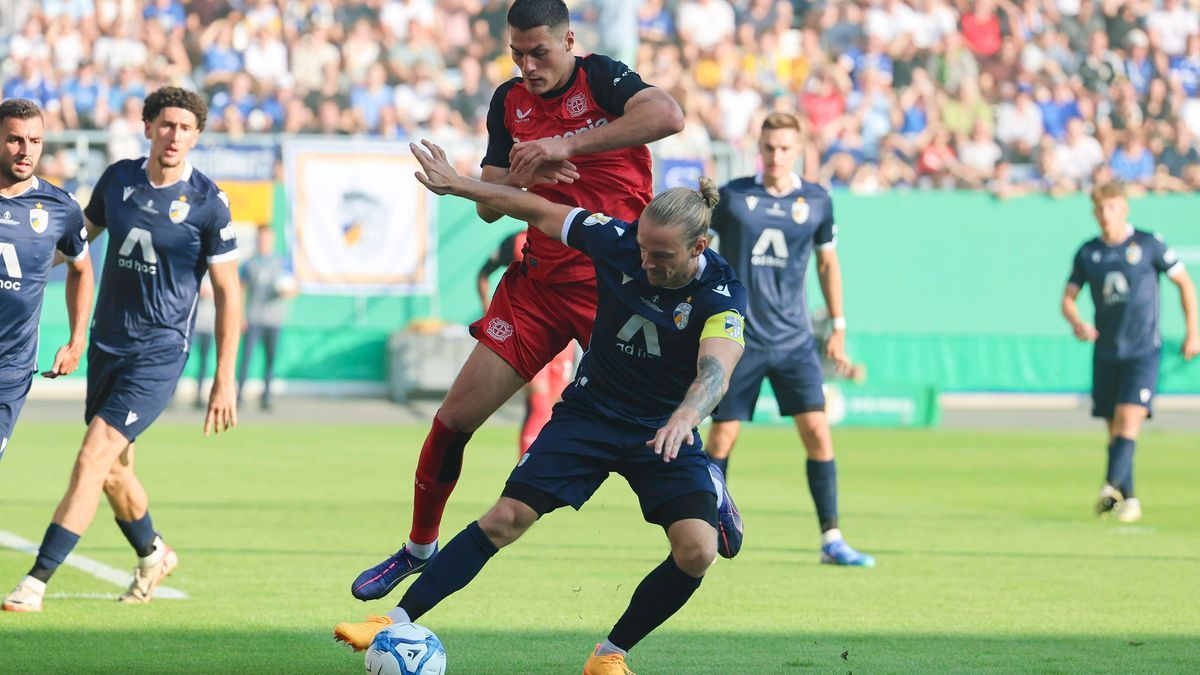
top-left (140, 199), bottom-right (159, 215)
top-left (486, 317), bottom-right (514, 342)
top-left (169, 196), bottom-right (190, 224)
top-left (220, 222), bottom-right (236, 241)
top-left (1125, 242), bottom-right (1142, 265)
top-left (514, 118), bottom-right (609, 144)
top-left (1164, 247), bottom-right (1179, 265)
top-left (1101, 270), bottom-right (1129, 305)
top-left (123, 186), bottom-right (135, 201)
top-left (0, 241), bottom-right (23, 290)
top-left (0, 210), bottom-right (17, 225)
top-left (640, 295), bottom-right (663, 313)
top-left (583, 212), bottom-right (612, 226)
top-left (751, 228), bottom-right (789, 268)
top-left (744, 195), bottom-right (759, 212)
top-left (766, 201), bottom-right (786, 217)
top-left (616, 314), bottom-right (661, 357)
top-left (791, 198), bottom-right (810, 224)
top-left (29, 203), bottom-right (48, 233)
top-left (565, 92), bottom-right (588, 117)
top-left (516, 107), bottom-right (532, 120)
top-left (117, 227), bottom-right (158, 275)
top-left (673, 302), bottom-right (692, 330)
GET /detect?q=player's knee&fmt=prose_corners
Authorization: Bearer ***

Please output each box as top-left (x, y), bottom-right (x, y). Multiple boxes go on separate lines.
top-left (672, 535), bottom-right (717, 576)
top-left (478, 499), bottom-right (536, 547)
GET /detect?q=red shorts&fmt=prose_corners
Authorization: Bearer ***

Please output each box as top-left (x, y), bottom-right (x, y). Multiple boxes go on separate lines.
top-left (470, 262), bottom-right (597, 382)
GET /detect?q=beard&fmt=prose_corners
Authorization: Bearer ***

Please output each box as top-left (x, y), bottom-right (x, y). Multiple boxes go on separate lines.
top-left (0, 161), bottom-right (31, 183)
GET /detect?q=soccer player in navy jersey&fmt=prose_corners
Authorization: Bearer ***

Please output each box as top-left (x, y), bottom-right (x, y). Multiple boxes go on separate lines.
top-left (1062, 182), bottom-right (1198, 523)
top-left (476, 231), bottom-right (575, 457)
top-left (352, 0), bottom-right (686, 602)
top-left (3, 88), bottom-right (241, 613)
top-left (337, 140), bottom-right (745, 674)
top-left (0, 99), bottom-right (93, 464)
top-left (706, 112), bottom-right (874, 567)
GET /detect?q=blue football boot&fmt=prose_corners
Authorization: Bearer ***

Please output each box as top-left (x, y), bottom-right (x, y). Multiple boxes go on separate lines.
top-left (351, 544), bottom-right (437, 601)
top-left (820, 539), bottom-right (875, 567)
top-left (708, 462), bottom-right (743, 559)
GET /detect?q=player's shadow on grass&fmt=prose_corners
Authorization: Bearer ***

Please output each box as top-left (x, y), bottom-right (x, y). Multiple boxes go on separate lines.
top-left (0, 627), bottom-right (1194, 673)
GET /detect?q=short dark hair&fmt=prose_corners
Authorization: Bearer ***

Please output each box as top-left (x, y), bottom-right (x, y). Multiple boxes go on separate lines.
top-left (0, 98), bottom-right (43, 126)
top-left (507, 0), bottom-right (569, 33)
top-left (142, 86), bottom-right (209, 131)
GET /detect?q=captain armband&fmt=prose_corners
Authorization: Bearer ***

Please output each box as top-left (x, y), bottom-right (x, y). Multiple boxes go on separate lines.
top-left (700, 310), bottom-right (745, 347)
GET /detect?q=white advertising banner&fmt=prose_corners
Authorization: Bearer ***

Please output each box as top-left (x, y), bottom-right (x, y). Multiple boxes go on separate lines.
top-left (284, 140), bottom-right (435, 295)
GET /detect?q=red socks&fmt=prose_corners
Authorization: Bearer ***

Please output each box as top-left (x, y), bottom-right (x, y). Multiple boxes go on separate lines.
top-left (410, 414), bottom-right (472, 545)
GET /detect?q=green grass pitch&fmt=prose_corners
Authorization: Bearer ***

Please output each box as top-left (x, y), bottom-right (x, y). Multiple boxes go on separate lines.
top-left (1, 421), bottom-right (1198, 673)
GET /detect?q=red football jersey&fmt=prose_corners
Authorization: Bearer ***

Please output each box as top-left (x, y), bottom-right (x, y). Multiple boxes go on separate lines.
top-left (483, 54), bottom-right (655, 284)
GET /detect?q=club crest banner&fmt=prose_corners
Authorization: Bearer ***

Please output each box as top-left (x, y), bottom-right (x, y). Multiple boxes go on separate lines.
top-left (284, 141), bottom-right (435, 295)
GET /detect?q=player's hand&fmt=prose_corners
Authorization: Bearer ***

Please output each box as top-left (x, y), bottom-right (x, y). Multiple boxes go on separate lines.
top-left (509, 137), bottom-right (572, 180)
top-left (825, 330), bottom-right (854, 378)
top-left (507, 158), bottom-right (579, 189)
top-left (1183, 332), bottom-right (1200, 361)
top-left (410, 140), bottom-right (460, 195)
top-left (647, 415), bottom-right (695, 462)
top-left (204, 376), bottom-right (238, 436)
top-left (1072, 322), bottom-right (1099, 342)
top-left (42, 341), bottom-right (85, 378)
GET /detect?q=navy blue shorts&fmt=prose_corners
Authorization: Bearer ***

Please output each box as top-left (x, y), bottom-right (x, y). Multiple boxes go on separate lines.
top-left (1092, 351), bottom-right (1159, 420)
top-left (86, 342), bottom-right (187, 442)
top-left (0, 375), bottom-right (32, 461)
top-left (713, 343), bottom-right (825, 421)
top-left (505, 402), bottom-right (717, 524)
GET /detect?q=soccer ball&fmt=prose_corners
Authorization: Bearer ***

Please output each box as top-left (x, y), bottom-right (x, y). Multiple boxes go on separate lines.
top-left (364, 622), bottom-right (447, 675)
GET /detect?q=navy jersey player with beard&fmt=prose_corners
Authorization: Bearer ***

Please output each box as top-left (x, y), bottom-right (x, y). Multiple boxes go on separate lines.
top-left (1062, 182), bottom-right (1198, 524)
top-left (706, 112), bottom-right (874, 568)
top-left (337, 140), bottom-right (744, 675)
top-left (4, 88), bottom-right (242, 615)
top-left (0, 99), bottom-right (92, 465)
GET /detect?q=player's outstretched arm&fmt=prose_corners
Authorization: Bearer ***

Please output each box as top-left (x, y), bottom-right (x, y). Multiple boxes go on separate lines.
top-left (1169, 268), bottom-right (1200, 360)
top-left (45, 255), bottom-right (94, 378)
top-left (411, 140), bottom-right (575, 242)
top-left (206, 260), bottom-right (241, 435)
top-left (509, 88), bottom-right (684, 177)
top-left (1061, 284), bottom-right (1098, 342)
top-left (649, 336), bottom-right (744, 462)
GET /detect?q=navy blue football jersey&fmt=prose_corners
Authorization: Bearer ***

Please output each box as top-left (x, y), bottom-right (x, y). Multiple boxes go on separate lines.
top-left (84, 159), bottom-right (237, 354)
top-left (559, 208), bottom-right (748, 427)
top-left (1068, 228), bottom-right (1184, 360)
top-left (0, 177), bottom-right (88, 384)
top-left (711, 175), bottom-right (835, 352)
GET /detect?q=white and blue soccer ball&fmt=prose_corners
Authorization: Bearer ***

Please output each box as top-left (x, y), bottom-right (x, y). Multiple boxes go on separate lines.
top-left (364, 622), bottom-right (447, 675)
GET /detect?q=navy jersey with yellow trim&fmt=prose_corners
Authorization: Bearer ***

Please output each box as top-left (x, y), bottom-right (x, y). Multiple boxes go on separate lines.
top-left (711, 176), bottom-right (835, 352)
top-left (84, 159), bottom-right (237, 355)
top-left (559, 208), bottom-right (748, 428)
top-left (1068, 228), bottom-right (1184, 360)
top-left (0, 177), bottom-right (88, 383)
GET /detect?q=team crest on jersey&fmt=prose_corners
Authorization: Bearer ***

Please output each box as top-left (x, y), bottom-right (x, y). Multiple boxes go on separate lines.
top-left (1125, 242), bottom-right (1142, 265)
top-left (564, 92), bottom-right (588, 118)
top-left (724, 314), bottom-right (744, 339)
top-left (486, 317), bottom-right (514, 343)
top-left (791, 198), bottom-right (810, 224)
top-left (673, 302), bottom-right (692, 330)
top-left (169, 197), bottom-right (190, 224)
top-left (29, 204), bottom-right (49, 233)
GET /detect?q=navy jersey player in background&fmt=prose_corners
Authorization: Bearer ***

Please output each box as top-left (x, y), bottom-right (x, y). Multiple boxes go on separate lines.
top-left (3, 88), bottom-right (242, 613)
top-left (1061, 182), bottom-right (1198, 524)
top-left (338, 140), bottom-right (745, 675)
top-left (706, 112), bottom-right (874, 567)
top-left (0, 99), bottom-right (92, 464)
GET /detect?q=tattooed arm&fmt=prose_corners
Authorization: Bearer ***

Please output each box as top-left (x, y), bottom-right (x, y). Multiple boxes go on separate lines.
top-left (649, 337), bottom-right (745, 462)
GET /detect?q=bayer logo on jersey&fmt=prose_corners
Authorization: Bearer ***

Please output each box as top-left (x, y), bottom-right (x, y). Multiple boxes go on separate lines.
top-left (364, 623), bottom-right (447, 675)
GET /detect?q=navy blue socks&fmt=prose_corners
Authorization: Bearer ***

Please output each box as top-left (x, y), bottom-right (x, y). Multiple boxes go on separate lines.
top-left (115, 512), bottom-right (158, 558)
top-left (807, 458), bottom-right (839, 532)
top-left (28, 523), bottom-right (81, 583)
top-left (608, 555), bottom-right (703, 652)
top-left (1107, 436), bottom-right (1136, 498)
top-left (398, 521), bottom-right (498, 621)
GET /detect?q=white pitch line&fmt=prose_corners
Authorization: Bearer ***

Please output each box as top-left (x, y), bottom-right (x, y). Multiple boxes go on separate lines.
top-left (0, 530), bottom-right (188, 600)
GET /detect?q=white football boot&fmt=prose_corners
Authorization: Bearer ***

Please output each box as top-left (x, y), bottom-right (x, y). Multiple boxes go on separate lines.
top-left (118, 536), bottom-right (179, 604)
top-left (1115, 497), bottom-right (1142, 523)
top-left (2, 576), bottom-right (46, 612)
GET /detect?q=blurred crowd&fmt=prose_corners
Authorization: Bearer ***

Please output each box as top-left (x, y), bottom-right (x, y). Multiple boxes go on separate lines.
top-left (2, 0), bottom-right (1199, 195)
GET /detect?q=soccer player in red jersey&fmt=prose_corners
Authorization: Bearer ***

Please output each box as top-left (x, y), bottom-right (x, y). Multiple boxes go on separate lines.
top-left (477, 230), bottom-right (575, 457)
top-left (350, 0), bottom-right (684, 601)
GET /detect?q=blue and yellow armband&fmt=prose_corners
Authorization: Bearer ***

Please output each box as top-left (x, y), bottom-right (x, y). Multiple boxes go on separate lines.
top-left (700, 310), bottom-right (746, 347)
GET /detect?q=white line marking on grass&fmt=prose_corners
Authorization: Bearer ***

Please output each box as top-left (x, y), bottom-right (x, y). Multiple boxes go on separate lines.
top-left (1112, 526), bottom-right (1156, 535)
top-left (46, 592), bottom-right (121, 600)
top-left (0, 530), bottom-right (188, 600)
